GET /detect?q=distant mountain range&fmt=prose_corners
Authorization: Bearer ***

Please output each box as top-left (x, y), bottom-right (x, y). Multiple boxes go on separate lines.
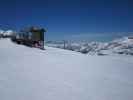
top-left (46, 36), bottom-right (133, 56)
top-left (0, 29), bottom-right (14, 37)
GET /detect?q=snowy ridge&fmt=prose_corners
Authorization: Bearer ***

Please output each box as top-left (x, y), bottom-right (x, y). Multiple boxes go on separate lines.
top-left (0, 39), bottom-right (133, 100)
top-left (46, 36), bottom-right (133, 55)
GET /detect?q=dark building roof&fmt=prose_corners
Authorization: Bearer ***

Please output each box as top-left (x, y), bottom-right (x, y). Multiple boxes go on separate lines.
top-left (20, 26), bottom-right (46, 33)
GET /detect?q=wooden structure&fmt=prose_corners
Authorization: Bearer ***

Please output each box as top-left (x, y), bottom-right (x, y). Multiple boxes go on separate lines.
top-left (12, 26), bottom-right (46, 49)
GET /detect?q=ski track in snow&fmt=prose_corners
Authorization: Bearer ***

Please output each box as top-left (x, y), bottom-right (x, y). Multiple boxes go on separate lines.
top-left (0, 39), bottom-right (133, 100)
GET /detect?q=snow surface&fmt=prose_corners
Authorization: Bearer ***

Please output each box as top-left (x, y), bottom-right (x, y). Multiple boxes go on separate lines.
top-left (0, 39), bottom-right (133, 100)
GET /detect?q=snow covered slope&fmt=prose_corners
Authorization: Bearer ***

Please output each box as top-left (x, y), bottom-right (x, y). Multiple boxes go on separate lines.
top-left (0, 39), bottom-right (133, 100)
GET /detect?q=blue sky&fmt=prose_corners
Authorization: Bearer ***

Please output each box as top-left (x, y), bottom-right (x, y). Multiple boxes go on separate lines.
top-left (0, 0), bottom-right (133, 41)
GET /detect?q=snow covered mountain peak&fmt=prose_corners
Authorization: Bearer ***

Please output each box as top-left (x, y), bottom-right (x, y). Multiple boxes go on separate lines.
top-left (112, 36), bottom-right (133, 44)
top-left (0, 29), bottom-right (14, 37)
